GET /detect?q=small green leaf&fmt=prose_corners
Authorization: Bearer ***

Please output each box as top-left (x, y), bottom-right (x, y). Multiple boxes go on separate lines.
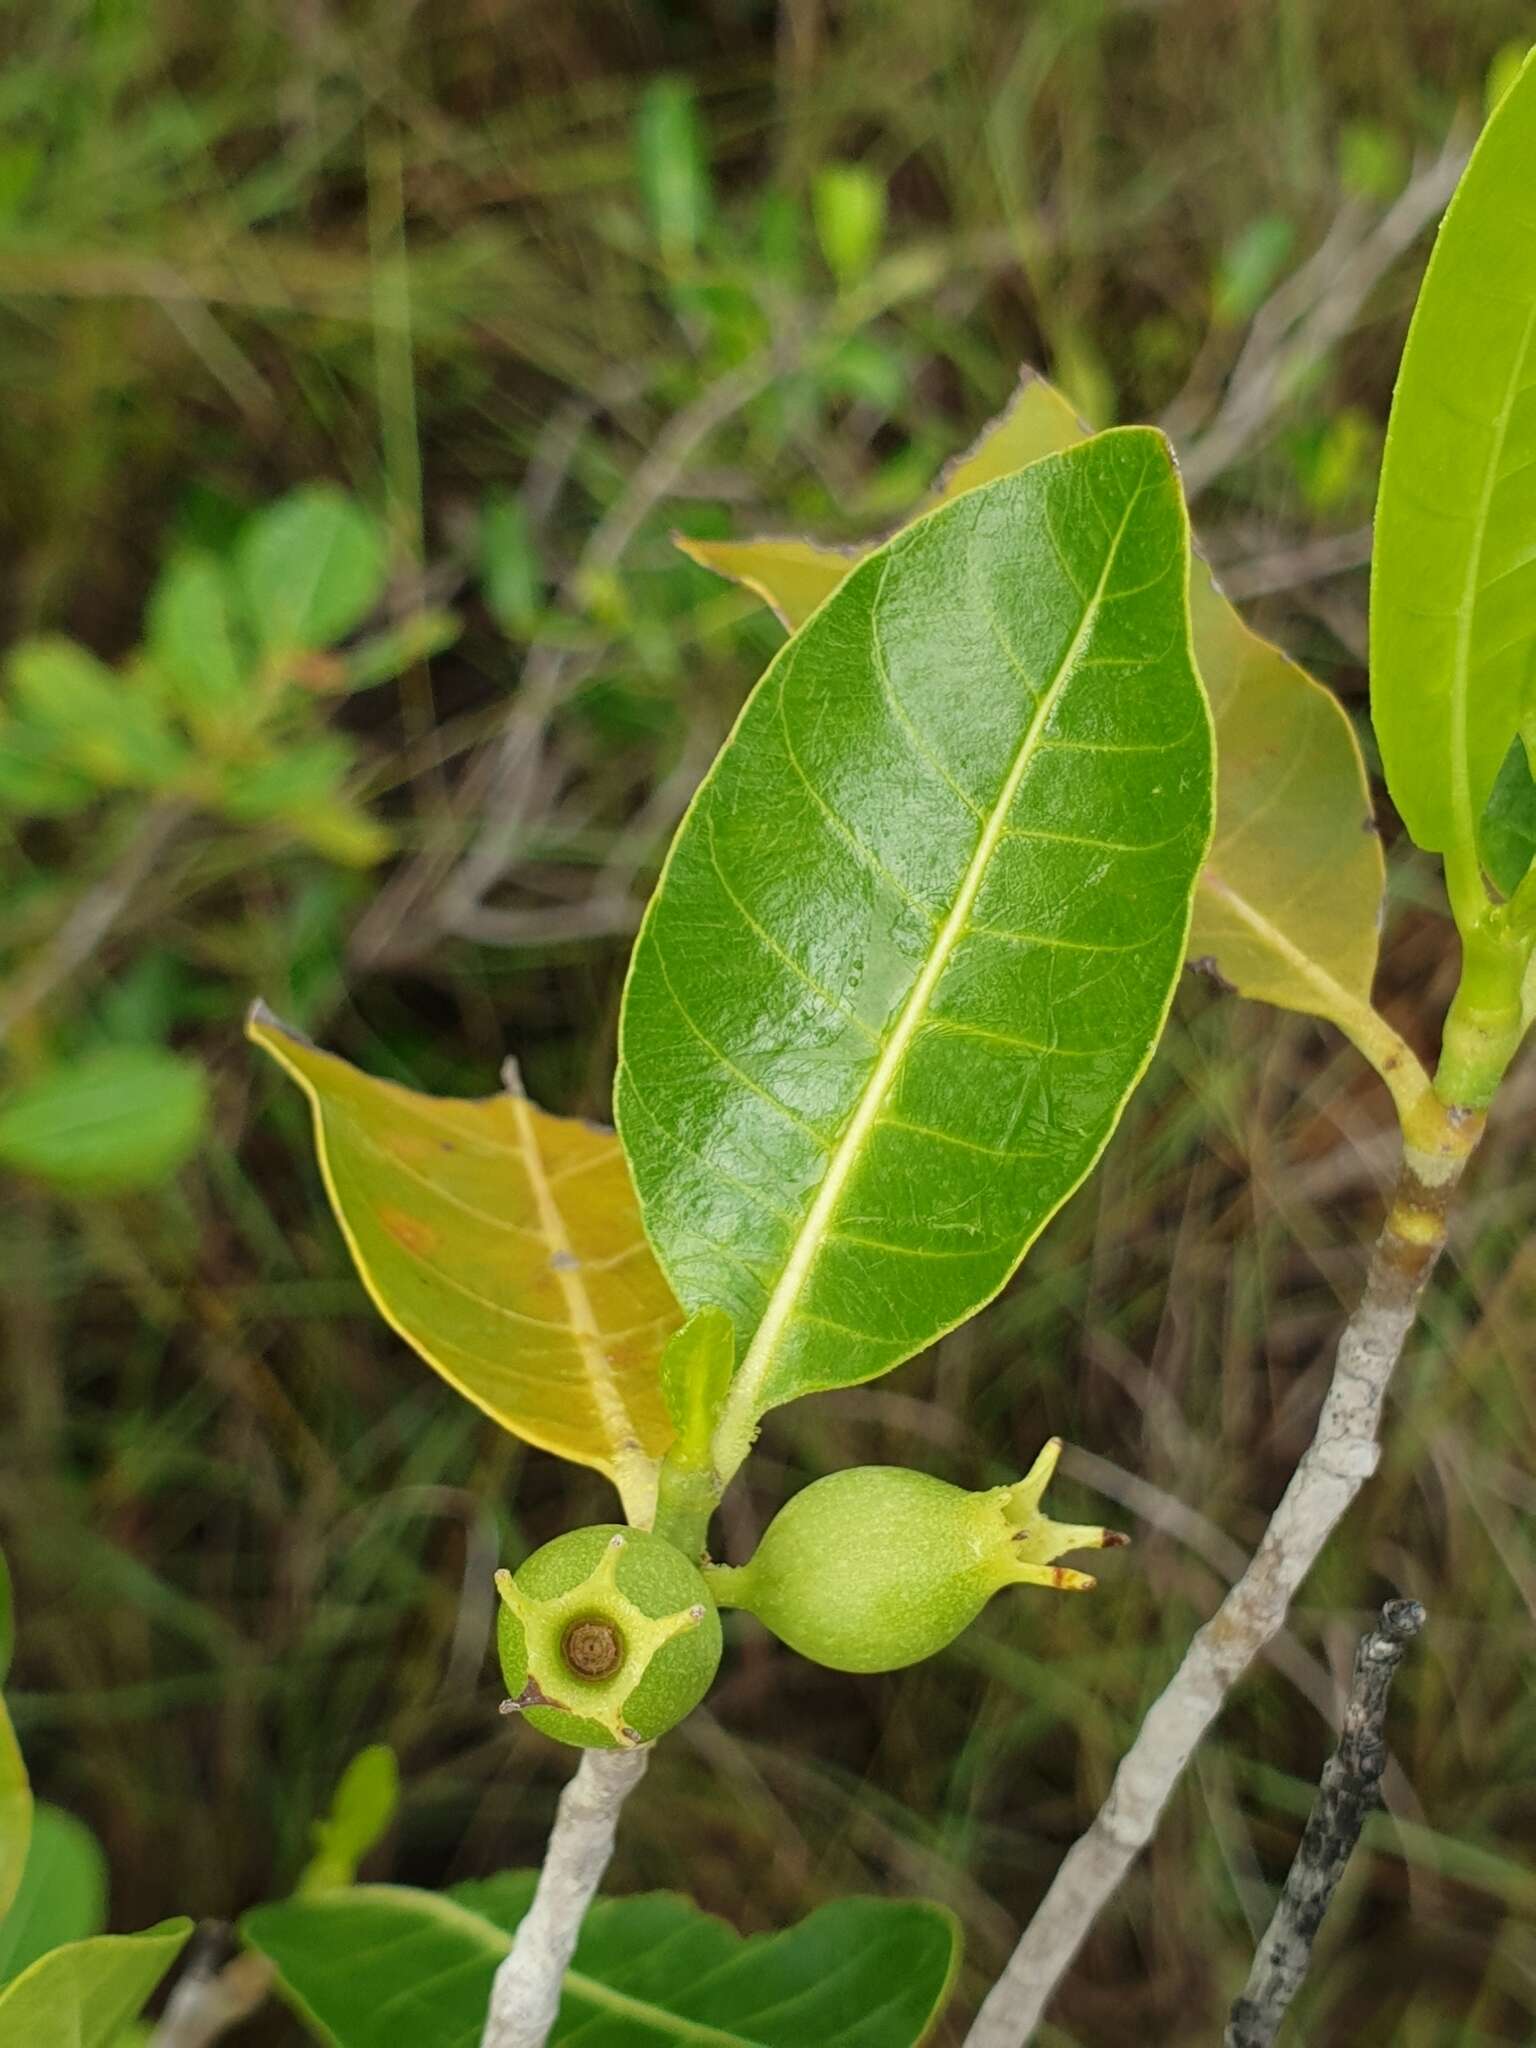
top-left (621, 431), bottom-right (1212, 1475)
top-left (244, 1876), bottom-right (959, 2048)
top-left (0, 719), bottom-right (99, 815)
top-left (145, 551), bottom-right (250, 721)
top-left (1478, 732), bottom-right (1536, 897)
top-left (342, 609), bottom-right (461, 691)
top-left (660, 1307), bottom-right (735, 1463)
top-left (1212, 216), bottom-right (1295, 326)
top-left (6, 639), bottom-right (189, 790)
top-left (1371, 48), bottom-right (1536, 913)
top-left (247, 1005), bottom-right (679, 1523)
top-left (0, 1048), bottom-right (208, 1193)
top-left (299, 1746), bottom-right (399, 1895)
top-left (0, 1693), bottom-right (30, 1925)
top-left (480, 490), bottom-right (542, 635)
top-left (636, 78), bottom-right (711, 266)
top-left (237, 487), bottom-right (388, 653)
top-left (812, 164), bottom-right (886, 290)
top-left (0, 1922), bottom-right (191, 2045)
top-left (0, 1806), bottom-right (110, 1986)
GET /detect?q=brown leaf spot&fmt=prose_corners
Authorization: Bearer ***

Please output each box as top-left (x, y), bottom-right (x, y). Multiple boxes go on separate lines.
top-left (378, 1205), bottom-right (438, 1255)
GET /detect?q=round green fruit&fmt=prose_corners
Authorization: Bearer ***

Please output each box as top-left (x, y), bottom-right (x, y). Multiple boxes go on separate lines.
top-left (704, 1441), bottom-right (1126, 1674)
top-left (495, 1524), bottom-right (722, 1749)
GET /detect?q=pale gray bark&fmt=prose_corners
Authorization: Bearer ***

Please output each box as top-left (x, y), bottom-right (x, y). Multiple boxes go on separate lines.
top-left (964, 1147), bottom-right (1460, 2048)
top-left (147, 1941), bottom-right (271, 2048)
top-left (479, 1746), bottom-right (650, 2048)
top-left (1224, 1599), bottom-right (1425, 2048)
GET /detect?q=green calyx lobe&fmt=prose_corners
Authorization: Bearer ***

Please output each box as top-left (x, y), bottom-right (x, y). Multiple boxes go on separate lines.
top-left (705, 1442), bottom-right (1125, 1674)
top-left (495, 1526), bottom-right (722, 1749)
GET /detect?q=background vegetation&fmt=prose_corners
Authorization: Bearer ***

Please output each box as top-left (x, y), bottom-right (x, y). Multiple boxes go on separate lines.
top-left (2, 3), bottom-right (1533, 2041)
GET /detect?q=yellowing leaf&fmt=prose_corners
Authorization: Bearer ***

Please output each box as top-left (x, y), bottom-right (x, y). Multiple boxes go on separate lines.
top-left (0, 1691), bottom-right (31, 1925)
top-left (1187, 565), bottom-right (1384, 1019)
top-left (678, 368), bottom-right (1426, 1111)
top-left (248, 1005), bottom-right (678, 1523)
top-left (674, 534), bottom-right (854, 634)
top-left (929, 367), bottom-right (1085, 500)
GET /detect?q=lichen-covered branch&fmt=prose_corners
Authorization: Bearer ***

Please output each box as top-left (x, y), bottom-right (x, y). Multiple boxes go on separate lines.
top-left (964, 1120), bottom-right (1476, 2048)
top-left (479, 1746), bottom-right (650, 2048)
top-left (1224, 1598), bottom-right (1425, 2048)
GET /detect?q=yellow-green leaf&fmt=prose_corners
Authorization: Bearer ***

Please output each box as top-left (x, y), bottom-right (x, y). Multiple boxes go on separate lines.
top-left (674, 533), bottom-right (856, 634)
top-left (929, 367), bottom-right (1085, 500)
top-left (1185, 564), bottom-right (1386, 1028)
top-left (0, 1691), bottom-right (31, 1925)
top-left (248, 1005), bottom-right (679, 1523)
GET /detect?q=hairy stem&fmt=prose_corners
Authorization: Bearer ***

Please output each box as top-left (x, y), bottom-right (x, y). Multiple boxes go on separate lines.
top-left (479, 1746), bottom-right (650, 2048)
top-left (1224, 1598), bottom-right (1425, 2048)
top-left (963, 1117), bottom-right (1477, 2048)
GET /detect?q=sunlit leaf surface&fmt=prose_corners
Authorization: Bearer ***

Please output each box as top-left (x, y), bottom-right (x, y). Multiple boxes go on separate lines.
top-left (682, 372), bottom-right (1388, 1047)
top-left (1371, 48), bottom-right (1536, 880)
top-left (621, 430), bottom-right (1212, 1461)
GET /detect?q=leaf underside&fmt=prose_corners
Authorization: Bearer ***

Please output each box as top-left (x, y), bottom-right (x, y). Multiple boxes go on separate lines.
top-left (621, 428), bottom-right (1212, 1427)
top-left (680, 369), bottom-right (1385, 1036)
top-left (1371, 46), bottom-right (1536, 864)
top-left (244, 1874), bottom-right (961, 2048)
top-left (248, 1006), bottom-right (678, 1519)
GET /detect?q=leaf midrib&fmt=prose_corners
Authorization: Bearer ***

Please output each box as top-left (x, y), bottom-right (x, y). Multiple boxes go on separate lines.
top-left (503, 1086), bottom-right (656, 1524)
top-left (716, 489), bottom-right (1140, 1465)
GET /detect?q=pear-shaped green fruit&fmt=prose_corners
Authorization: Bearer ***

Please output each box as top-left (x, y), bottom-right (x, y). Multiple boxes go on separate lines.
top-left (495, 1525), bottom-right (722, 1749)
top-left (705, 1441), bottom-right (1125, 1673)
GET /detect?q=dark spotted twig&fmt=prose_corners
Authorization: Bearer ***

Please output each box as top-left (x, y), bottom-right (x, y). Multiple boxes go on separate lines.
top-left (1224, 1599), bottom-right (1426, 2048)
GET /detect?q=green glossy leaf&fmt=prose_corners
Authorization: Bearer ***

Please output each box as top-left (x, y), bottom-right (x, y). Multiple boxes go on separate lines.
top-left (299, 1746), bottom-right (399, 1895)
top-left (680, 370), bottom-right (1392, 1068)
top-left (237, 487), bottom-right (388, 653)
top-left (0, 1805), bottom-right (110, 1985)
top-left (0, 1048), bottom-right (208, 1192)
top-left (1371, 48), bottom-right (1536, 895)
top-left (620, 430), bottom-right (1212, 1471)
top-left (1478, 731), bottom-right (1536, 897)
top-left (0, 1921), bottom-right (191, 2045)
top-left (248, 1006), bottom-right (678, 1523)
top-left (244, 1874), bottom-right (959, 2047)
top-left (0, 1692), bottom-right (30, 1925)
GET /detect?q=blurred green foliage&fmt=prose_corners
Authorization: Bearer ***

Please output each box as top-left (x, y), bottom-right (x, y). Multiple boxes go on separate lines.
top-left (0, 3), bottom-right (1532, 2043)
